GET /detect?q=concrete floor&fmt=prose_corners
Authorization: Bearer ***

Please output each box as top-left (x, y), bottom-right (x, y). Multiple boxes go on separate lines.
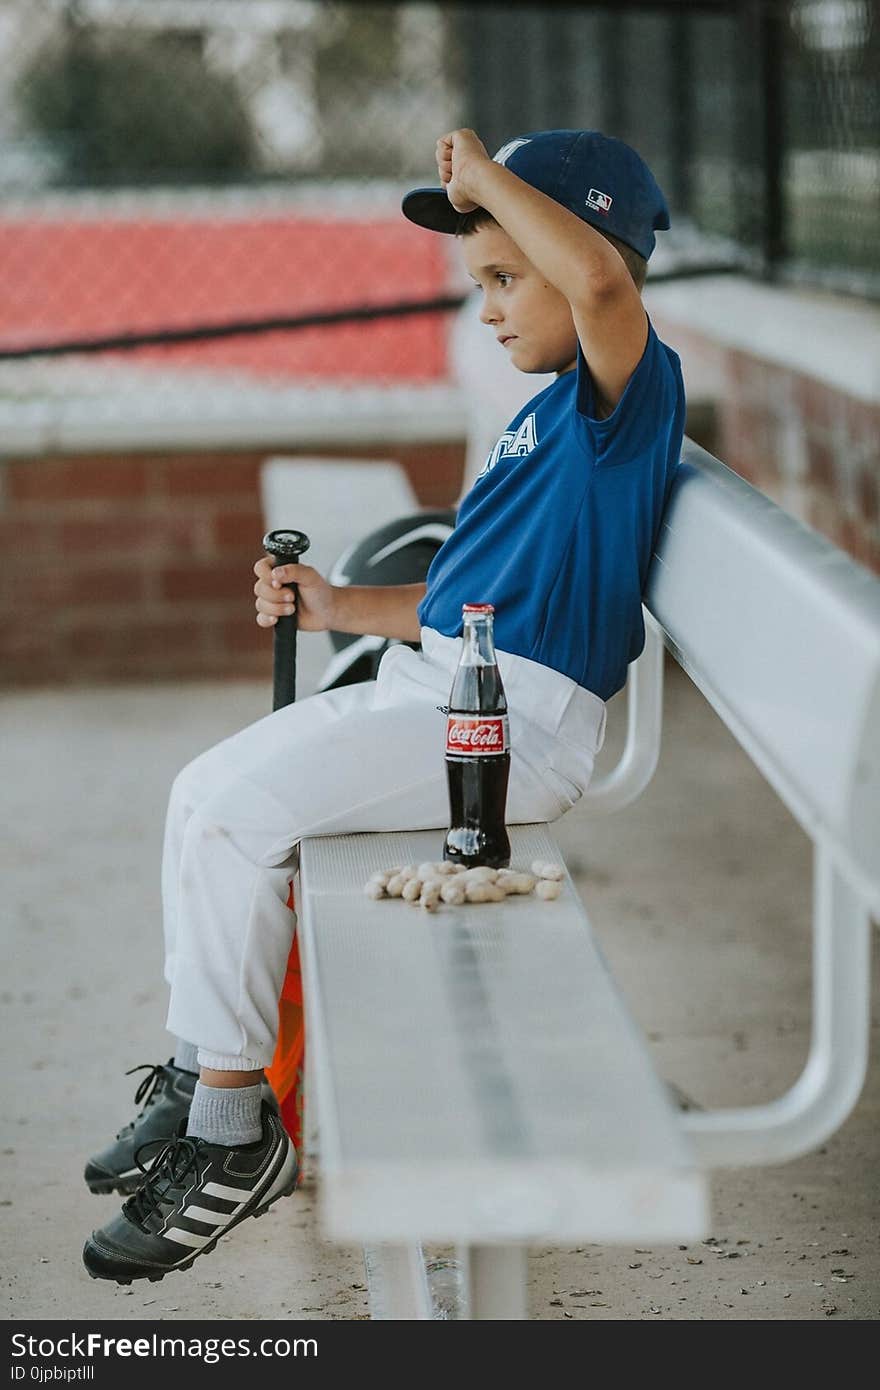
top-left (2, 631), bottom-right (878, 1321)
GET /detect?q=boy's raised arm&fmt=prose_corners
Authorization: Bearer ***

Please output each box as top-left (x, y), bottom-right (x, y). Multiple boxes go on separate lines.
top-left (438, 129), bottom-right (649, 415)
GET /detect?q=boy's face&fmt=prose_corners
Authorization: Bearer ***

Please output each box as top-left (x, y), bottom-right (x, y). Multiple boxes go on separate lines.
top-left (461, 222), bottom-right (578, 377)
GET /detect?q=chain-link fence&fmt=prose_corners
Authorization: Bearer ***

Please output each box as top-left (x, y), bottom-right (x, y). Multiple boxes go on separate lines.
top-left (0, 0), bottom-right (876, 447)
top-left (0, 0), bottom-right (469, 449)
top-left (463, 1), bottom-right (878, 292)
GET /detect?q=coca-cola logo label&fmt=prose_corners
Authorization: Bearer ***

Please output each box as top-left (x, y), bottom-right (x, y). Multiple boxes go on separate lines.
top-left (446, 715), bottom-right (509, 756)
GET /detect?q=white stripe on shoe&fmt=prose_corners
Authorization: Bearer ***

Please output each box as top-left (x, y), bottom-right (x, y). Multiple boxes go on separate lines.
top-left (163, 1193), bottom-right (243, 1246)
top-left (203, 1181), bottom-right (253, 1202)
top-left (164, 1226), bottom-right (213, 1249)
top-left (184, 1203), bottom-right (243, 1226)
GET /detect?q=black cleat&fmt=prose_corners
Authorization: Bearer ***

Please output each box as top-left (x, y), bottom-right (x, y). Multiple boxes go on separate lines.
top-left (82, 1100), bottom-right (297, 1284)
top-left (84, 1060), bottom-right (278, 1196)
top-left (84, 1061), bottom-right (197, 1196)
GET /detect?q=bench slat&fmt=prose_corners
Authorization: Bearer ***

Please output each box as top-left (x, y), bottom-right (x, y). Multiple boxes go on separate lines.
top-left (647, 446), bottom-right (880, 896)
top-left (298, 826), bottom-right (708, 1244)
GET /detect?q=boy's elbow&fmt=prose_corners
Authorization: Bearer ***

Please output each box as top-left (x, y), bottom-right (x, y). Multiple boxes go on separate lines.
top-left (570, 268), bottom-right (643, 331)
top-left (572, 264), bottom-right (632, 313)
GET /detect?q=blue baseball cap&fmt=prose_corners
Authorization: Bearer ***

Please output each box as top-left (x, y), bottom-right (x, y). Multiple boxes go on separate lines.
top-left (402, 129), bottom-right (670, 261)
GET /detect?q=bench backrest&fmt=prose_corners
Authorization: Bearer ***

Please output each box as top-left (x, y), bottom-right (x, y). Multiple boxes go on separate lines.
top-left (645, 441), bottom-right (880, 901)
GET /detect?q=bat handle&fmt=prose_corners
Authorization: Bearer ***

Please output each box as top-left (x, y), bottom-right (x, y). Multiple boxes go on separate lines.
top-left (262, 528), bottom-right (311, 711)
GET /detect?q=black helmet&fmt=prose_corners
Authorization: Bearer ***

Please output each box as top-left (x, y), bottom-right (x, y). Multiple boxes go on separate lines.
top-left (316, 508), bottom-right (456, 692)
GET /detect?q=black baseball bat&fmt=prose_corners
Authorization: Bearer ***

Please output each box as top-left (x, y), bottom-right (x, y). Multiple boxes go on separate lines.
top-left (262, 529), bottom-right (311, 711)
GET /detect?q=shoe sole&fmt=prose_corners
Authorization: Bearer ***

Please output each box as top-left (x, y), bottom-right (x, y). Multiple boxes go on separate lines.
top-left (85, 1142), bottom-right (299, 1285)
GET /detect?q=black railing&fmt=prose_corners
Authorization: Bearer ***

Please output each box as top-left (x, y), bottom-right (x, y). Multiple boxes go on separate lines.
top-left (0, 264), bottom-right (744, 363)
top-left (458, 0), bottom-right (879, 299)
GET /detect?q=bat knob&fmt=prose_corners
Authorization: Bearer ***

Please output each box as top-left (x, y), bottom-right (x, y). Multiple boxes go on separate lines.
top-left (263, 529), bottom-right (311, 564)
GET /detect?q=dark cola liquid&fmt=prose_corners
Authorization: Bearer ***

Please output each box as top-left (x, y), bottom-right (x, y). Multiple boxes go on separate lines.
top-left (443, 663), bottom-right (511, 869)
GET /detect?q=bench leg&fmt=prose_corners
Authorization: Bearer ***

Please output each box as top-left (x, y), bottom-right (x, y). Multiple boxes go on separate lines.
top-left (682, 845), bottom-right (872, 1166)
top-left (460, 1245), bottom-right (528, 1320)
top-left (362, 1243), bottom-right (433, 1319)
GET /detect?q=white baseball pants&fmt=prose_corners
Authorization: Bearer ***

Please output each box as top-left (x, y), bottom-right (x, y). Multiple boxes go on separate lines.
top-left (162, 627), bottom-right (607, 1070)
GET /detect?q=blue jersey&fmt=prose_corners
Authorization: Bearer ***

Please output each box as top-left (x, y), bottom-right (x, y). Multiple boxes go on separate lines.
top-left (417, 317), bottom-right (686, 700)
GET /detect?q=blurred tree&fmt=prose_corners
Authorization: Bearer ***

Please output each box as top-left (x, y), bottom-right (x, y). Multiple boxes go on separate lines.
top-left (311, 2), bottom-right (463, 178)
top-left (313, 4), bottom-right (400, 176)
top-left (16, 26), bottom-right (257, 186)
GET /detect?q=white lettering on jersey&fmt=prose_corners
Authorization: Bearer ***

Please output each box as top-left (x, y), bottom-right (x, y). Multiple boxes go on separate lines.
top-left (476, 412), bottom-right (540, 480)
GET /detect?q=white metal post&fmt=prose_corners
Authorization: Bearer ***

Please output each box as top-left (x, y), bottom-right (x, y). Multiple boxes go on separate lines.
top-left (682, 845), bottom-right (872, 1166)
top-left (583, 611), bottom-right (665, 813)
top-left (460, 1245), bottom-right (528, 1320)
top-left (362, 1242), bottom-right (434, 1319)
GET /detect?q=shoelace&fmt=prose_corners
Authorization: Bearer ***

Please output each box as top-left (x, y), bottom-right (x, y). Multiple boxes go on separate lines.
top-left (124, 1134), bottom-right (205, 1229)
top-left (113, 1063), bottom-right (169, 1140)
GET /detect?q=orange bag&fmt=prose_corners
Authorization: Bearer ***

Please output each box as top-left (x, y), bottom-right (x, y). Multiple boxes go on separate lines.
top-left (265, 879), bottom-right (305, 1154)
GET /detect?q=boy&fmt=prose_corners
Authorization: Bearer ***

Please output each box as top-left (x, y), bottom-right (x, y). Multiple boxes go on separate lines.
top-left (82, 128), bottom-right (685, 1283)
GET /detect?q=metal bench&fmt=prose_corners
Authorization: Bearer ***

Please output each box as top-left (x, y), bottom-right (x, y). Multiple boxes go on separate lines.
top-left (293, 437), bottom-right (880, 1319)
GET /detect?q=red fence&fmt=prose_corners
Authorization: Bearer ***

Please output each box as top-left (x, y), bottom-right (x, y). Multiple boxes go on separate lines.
top-left (0, 211), bottom-right (452, 381)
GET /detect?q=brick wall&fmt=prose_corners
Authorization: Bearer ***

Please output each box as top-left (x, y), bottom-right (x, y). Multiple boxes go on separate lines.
top-left (0, 443), bottom-right (464, 686)
top-left (3, 340), bottom-right (877, 687)
top-left (651, 321), bottom-right (880, 577)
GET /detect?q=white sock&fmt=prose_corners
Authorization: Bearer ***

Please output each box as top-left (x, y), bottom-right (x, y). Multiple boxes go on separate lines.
top-left (186, 1081), bottom-right (263, 1147)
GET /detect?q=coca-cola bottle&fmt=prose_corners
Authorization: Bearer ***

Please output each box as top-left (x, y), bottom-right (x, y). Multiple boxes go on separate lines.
top-left (443, 603), bottom-right (511, 869)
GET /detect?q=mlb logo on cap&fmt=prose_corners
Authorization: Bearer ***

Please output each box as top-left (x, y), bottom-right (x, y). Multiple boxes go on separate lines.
top-left (587, 189), bottom-right (613, 214)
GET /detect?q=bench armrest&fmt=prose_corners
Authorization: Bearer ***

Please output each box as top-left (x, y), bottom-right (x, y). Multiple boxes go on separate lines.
top-left (582, 612), bottom-right (665, 813)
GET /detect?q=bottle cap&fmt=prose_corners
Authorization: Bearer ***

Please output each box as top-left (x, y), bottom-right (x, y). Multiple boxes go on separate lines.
top-left (462, 603), bottom-right (494, 614)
